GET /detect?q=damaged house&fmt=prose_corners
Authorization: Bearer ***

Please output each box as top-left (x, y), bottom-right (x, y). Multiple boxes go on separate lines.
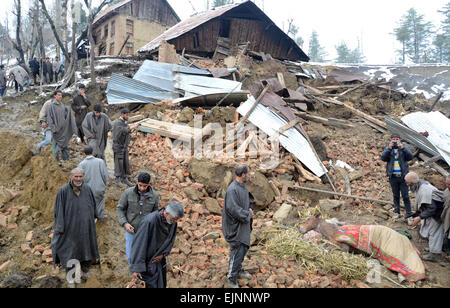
top-left (137, 1), bottom-right (310, 62)
top-left (92, 0), bottom-right (180, 56)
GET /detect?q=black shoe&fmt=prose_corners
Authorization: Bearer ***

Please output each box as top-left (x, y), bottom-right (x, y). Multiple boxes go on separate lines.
top-left (422, 253), bottom-right (437, 262)
top-left (123, 178), bottom-right (134, 187)
top-left (115, 178), bottom-right (126, 187)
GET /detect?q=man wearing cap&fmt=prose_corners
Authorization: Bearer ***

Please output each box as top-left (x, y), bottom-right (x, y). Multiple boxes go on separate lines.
top-left (72, 84), bottom-right (92, 144)
top-left (78, 146), bottom-right (109, 219)
top-left (222, 165), bottom-right (254, 288)
top-left (112, 108), bottom-right (139, 186)
top-left (117, 172), bottom-right (159, 265)
top-left (381, 134), bottom-right (414, 219)
top-left (82, 104), bottom-right (112, 160)
top-left (406, 172), bottom-right (445, 262)
top-left (130, 201), bottom-right (184, 288)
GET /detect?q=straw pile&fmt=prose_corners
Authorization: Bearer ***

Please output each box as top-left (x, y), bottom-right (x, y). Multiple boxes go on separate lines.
top-left (265, 228), bottom-right (368, 281)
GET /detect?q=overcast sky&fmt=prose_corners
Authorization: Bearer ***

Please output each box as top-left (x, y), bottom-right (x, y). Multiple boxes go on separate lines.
top-left (2, 0), bottom-right (449, 64)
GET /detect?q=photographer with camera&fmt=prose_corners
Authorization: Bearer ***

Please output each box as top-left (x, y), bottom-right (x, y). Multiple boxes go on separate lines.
top-left (381, 134), bottom-right (414, 220)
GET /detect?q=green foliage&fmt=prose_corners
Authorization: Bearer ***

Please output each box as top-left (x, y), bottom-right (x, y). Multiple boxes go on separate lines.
top-left (335, 41), bottom-right (365, 64)
top-left (394, 8), bottom-right (433, 63)
top-left (308, 31), bottom-right (327, 62)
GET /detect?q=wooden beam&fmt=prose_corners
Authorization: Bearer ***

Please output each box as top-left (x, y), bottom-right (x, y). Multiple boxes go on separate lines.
top-left (292, 185), bottom-right (394, 206)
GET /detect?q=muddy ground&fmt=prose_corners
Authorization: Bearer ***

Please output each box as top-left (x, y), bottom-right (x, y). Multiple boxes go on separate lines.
top-left (0, 82), bottom-right (449, 289)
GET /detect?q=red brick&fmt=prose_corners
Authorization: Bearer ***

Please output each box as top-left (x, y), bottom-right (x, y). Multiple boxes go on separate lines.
top-left (21, 243), bottom-right (32, 254)
top-left (7, 224), bottom-right (18, 230)
top-left (0, 261), bottom-right (10, 272)
top-left (43, 249), bottom-right (52, 256)
top-left (0, 213), bottom-right (6, 228)
top-left (33, 245), bottom-right (45, 253)
top-left (25, 231), bottom-right (33, 242)
top-left (45, 258), bottom-right (53, 264)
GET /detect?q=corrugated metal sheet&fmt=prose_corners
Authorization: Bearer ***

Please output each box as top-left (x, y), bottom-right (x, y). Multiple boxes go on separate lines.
top-left (106, 73), bottom-right (174, 105)
top-left (106, 60), bottom-right (243, 105)
top-left (385, 117), bottom-right (439, 156)
top-left (237, 97), bottom-right (327, 177)
top-left (400, 112), bottom-right (450, 167)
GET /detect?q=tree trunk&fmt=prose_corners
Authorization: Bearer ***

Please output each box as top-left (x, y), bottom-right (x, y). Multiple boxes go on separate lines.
top-left (39, 0), bottom-right (70, 61)
top-left (12, 0), bottom-right (26, 64)
top-left (62, 0), bottom-right (69, 67)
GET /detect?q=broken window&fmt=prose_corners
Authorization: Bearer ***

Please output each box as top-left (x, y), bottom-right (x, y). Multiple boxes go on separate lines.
top-left (111, 20), bottom-right (115, 38)
top-left (104, 25), bottom-right (108, 39)
top-left (126, 42), bottom-right (134, 55)
top-left (126, 19), bottom-right (134, 37)
top-left (110, 42), bottom-right (115, 55)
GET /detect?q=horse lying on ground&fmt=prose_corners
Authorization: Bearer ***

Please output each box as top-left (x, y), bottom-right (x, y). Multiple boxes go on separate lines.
top-left (299, 216), bottom-right (426, 282)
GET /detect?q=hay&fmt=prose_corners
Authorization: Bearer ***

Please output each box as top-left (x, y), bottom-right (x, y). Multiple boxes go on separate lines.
top-left (265, 228), bottom-right (368, 281)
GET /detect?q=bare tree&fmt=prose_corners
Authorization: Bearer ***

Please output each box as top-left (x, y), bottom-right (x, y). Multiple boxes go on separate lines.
top-left (83, 0), bottom-right (115, 88)
top-left (11, 0), bottom-right (26, 63)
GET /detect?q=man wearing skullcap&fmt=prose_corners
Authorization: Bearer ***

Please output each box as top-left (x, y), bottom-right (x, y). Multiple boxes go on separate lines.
top-left (129, 201), bottom-right (184, 288)
top-left (406, 172), bottom-right (445, 262)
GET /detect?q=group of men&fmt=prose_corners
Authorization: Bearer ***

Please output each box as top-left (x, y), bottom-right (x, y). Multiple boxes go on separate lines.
top-left (29, 57), bottom-right (64, 85)
top-left (50, 160), bottom-right (254, 289)
top-left (382, 134), bottom-right (450, 262)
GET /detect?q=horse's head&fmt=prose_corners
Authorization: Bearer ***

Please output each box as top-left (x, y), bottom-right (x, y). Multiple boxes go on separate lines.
top-left (299, 215), bottom-right (322, 234)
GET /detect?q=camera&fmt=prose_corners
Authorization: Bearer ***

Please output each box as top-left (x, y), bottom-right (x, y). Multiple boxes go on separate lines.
top-left (393, 142), bottom-right (398, 149)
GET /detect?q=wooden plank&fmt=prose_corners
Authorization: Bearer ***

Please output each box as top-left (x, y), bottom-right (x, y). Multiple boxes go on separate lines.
top-left (419, 153), bottom-right (449, 177)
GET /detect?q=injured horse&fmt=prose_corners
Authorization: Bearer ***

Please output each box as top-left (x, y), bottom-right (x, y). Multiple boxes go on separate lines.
top-left (299, 215), bottom-right (427, 282)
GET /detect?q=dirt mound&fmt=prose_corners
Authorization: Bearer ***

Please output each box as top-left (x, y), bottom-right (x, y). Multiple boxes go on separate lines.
top-left (0, 131), bottom-right (68, 220)
top-left (0, 132), bottom-right (33, 181)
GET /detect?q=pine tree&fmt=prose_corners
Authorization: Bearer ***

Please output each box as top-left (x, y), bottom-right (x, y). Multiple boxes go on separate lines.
top-left (394, 8), bottom-right (433, 63)
top-left (308, 31), bottom-right (327, 62)
top-left (335, 41), bottom-right (351, 63)
top-left (437, 2), bottom-right (450, 62)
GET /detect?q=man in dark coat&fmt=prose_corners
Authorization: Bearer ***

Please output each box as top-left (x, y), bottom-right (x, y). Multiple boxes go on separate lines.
top-left (51, 168), bottom-right (100, 288)
top-left (47, 90), bottom-right (77, 162)
top-left (222, 165), bottom-right (254, 288)
top-left (41, 58), bottom-right (48, 84)
top-left (46, 58), bottom-right (53, 83)
top-left (28, 58), bottom-right (40, 85)
top-left (381, 134), bottom-right (414, 219)
top-left (82, 104), bottom-right (112, 160)
top-left (112, 108), bottom-right (139, 186)
top-left (71, 83), bottom-right (91, 144)
top-left (130, 201), bottom-right (184, 288)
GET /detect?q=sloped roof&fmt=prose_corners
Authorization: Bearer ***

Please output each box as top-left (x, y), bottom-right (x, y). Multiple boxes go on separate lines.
top-left (138, 1), bottom-right (309, 62)
top-left (93, 0), bottom-right (180, 28)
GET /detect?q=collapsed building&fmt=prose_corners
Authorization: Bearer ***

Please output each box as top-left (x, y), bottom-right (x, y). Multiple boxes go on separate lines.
top-left (137, 1), bottom-right (309, 62)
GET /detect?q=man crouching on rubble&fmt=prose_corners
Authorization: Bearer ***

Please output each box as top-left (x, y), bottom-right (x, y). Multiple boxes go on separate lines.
top-left (381, 134), bottom-right (414, 219)
top-left (406, 172), bottom-right (445, 262)
top-left (223, 165), bottom-right (254, 288)
top-left (129, 201), bottom-right (184, 288)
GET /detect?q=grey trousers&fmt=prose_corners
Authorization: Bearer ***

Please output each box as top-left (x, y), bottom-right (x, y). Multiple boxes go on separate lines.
top-left (114, 150), bottom-right (130, 179)
top-left (227, 242), bottom-right (249, 282)
top-left (95, 194), bottom-right (106, 219)
top-left (420, 217), bottom-right (444, 254)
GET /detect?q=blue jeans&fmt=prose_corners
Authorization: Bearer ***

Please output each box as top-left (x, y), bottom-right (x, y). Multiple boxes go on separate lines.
top-left (389, 176), bottom-right (412, 215)
top-left (0, 87), bottom-right (5, 96)
top-left (125, 231), bottom-right (135, 265)
top-left (39, 130), bottom-right (52, 149)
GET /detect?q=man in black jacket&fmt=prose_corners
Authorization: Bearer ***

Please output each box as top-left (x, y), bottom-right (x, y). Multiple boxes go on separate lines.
top-left (381, 134), bottom-right (414, 219)
top-left (28, 58), bottom-right (40, 85)
top-left (222, 165), bottom-right (254, 288)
